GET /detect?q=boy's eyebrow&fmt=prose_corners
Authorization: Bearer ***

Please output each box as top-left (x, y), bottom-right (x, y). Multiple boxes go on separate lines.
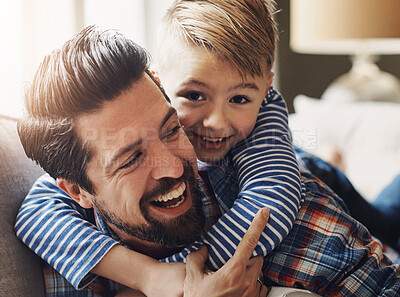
top-left (229, 82), bottom-right (259, 91)
top-left (180, 79), bottom-right (207, 88)
top-left (180, 79), bottom-right (259, 92)
top-left (105, 106), bottom-right (177, 174)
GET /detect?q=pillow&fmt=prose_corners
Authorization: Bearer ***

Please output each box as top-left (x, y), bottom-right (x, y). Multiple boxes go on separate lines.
top-left (289, 95), bottom-right (400, 202)
top-left (0, 115), bottom-right (45, 296)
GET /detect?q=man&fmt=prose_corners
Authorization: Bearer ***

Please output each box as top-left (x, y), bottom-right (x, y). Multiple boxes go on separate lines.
top-left (16, 26), bottom-right (400, 296)
top-left (16, 25), bottom-right (269, 297)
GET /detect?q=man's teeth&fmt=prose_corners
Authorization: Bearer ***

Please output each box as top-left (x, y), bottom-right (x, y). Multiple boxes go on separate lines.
top-left (155, 182), bottom-right (186, 203)
top-left (202, 136), bottom-right (225, 143)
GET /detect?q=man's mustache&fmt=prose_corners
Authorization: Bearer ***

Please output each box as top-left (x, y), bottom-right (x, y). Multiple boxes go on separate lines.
top-left (140, 160), bottom-right (195, 204)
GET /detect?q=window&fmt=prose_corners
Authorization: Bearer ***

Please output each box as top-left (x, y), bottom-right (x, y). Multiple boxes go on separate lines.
top-left (0, 0), bottom-right (173, 118)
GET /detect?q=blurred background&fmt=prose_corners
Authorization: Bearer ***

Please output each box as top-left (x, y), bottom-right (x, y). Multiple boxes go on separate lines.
top-left (1, 0), bottom-right (399, 116)
top-left (0, 0), bottom-right (399, 201)
top-left (0, 0), bottom-right (174, 118)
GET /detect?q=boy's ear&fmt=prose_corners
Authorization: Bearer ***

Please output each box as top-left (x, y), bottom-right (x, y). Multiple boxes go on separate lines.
top-left (265, 72), bottom-right (275, 96)
top-left (57, 178), bottom-right (94, 209)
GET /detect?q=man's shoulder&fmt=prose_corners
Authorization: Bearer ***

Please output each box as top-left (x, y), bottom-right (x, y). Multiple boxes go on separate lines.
top-left (289, 172), bottom-right (367, 250)
top-left (264, 171), bottom-right (399, 295)
top-left (300, 171), bottom-right (350, 214)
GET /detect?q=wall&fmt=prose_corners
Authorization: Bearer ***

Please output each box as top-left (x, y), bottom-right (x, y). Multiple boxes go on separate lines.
top-left (275, 0), bottom-right (400, 113)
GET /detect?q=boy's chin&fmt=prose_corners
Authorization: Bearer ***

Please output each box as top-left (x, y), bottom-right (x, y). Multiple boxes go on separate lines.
top-left (196, 151), bottom-right (227, 164)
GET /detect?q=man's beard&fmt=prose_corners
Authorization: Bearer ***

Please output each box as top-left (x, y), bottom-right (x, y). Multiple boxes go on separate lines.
top-left (94, 161), bottom-right (205, 249)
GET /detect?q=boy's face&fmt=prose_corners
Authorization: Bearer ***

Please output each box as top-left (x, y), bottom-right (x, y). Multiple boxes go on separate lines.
top-left (159, 45), bottom-right (272, 162)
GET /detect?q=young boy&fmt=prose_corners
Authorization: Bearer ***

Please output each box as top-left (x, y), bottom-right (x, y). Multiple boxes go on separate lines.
top-left (15, 0), bottom-right (303, 295)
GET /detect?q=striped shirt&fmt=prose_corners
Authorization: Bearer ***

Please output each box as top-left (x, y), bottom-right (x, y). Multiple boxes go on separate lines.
top-left (15, 86), bottom-right (303, 289)
top-left (162, 86), bottom-right (304, 267)
top-left (18, 173), bottom-right (400, 296)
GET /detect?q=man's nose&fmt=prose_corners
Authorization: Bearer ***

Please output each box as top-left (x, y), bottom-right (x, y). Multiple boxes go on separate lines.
top-left (150, 140), bottom-right (184, 180)
top-left (202, 104), bottom-right (228, 131)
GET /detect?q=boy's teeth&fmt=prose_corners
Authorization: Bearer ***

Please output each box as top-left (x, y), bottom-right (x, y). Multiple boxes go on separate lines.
top-left (202, 136), bottom-right (224, 142)
top-left (155, 182), bottom-right (186, 202)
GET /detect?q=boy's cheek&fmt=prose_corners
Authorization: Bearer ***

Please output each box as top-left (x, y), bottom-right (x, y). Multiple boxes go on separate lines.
top-left (172, 105), bottom-right (197, 128)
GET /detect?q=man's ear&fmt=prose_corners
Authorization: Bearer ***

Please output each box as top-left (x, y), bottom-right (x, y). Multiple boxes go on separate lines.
top-left (57, 178), bottom-right (94, 209)
top-left (265, 71), bottom-right (275, 96)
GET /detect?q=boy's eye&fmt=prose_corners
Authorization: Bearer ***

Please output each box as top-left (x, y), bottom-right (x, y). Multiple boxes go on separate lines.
top-left (185, 92), bottom-right (205, 101)
top-left (229, 96), bottom-right (249, 104)
top-left (120, 152), bottom-right (143, 170)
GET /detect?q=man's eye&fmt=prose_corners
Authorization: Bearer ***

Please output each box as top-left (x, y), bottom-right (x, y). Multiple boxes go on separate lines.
top-left (185, 92), bottom-right (205, 101)
top-left (229, 96), bottom-right (249, 104)
top-left (163, 125), bottom-right (182, 141)
top-left (120, 152), bottom-right (143, 170)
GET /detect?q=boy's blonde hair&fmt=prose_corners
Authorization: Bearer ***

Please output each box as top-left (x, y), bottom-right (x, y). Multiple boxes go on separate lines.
top-left (158, 0), bottom-right (278, 78)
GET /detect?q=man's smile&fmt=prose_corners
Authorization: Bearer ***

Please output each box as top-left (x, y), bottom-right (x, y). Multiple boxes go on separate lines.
top-left (151, 182), bottom-right (186, 208)
top-left (148, 182), bottom-right (192, 217)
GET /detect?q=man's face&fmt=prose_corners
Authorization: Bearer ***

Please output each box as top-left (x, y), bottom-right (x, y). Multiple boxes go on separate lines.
top-left (76, 74), bottom-right (204, 250)
top-left (159, 45), bottom-right (270, 163)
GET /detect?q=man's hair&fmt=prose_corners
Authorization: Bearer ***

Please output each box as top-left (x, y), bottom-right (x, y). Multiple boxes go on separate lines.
top-left (18, 25), bottom-right (156, 194)
top-left (158, 0), bottom-right (278, 78)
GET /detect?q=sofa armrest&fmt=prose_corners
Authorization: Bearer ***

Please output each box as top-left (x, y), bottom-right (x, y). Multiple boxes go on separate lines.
top-left (0, 115), bottom-right (45, 297)
top-left (268, 287), bottom-right (321, 297)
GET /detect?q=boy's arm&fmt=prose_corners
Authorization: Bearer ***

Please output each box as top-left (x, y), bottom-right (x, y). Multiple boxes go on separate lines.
top-left (163, 86), bottom-right (304, 269)
top-left (15, 174), bottom-right (117, 289)
top-left (14, 174), bottom-right (185, 296)
top-left (230, 86), bottom-right (304, 257)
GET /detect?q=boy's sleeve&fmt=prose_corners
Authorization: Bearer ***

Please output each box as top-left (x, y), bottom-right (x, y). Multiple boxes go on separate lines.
top-left (14, 174), bottom-right (118, 290)
top-left (163, 86), bottom-right (304, 270)
top-left (229, 85), bottom-right (304, 258)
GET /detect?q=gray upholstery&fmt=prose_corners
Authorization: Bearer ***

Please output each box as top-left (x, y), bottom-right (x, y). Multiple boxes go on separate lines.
top-left (0, 115), bottom-right (45, 297)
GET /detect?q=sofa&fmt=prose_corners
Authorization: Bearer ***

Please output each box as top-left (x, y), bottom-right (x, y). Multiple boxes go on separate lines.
top-left (0, 115), bottom-right (45, 296)
top-left (0, 114), bottom-right (320, 297)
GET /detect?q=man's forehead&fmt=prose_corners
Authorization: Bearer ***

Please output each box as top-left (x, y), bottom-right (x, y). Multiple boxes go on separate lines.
top-left (76, 75), bottom-right (173, 152)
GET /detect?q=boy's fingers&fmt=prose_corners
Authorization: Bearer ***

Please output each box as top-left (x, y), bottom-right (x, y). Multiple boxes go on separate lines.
top-left (186, 245), bottom-right (209, 279)
top-left (232, 208), bottom-right (270, 267)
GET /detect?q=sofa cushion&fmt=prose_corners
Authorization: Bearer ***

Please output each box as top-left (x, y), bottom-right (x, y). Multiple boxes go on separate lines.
top-left (0, 115), bottom-right (45, 296)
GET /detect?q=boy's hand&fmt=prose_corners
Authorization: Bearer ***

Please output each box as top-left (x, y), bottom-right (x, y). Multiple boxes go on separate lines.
top-left (183, 208), bottom-right (270, 297)
top-left (143, 262), bottom-right (186, 297)
top-left (115, 287), bottom-right (146, 297)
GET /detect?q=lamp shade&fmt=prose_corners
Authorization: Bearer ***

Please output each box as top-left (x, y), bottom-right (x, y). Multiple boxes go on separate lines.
top-left (290, 0), bottom-right (400, 55)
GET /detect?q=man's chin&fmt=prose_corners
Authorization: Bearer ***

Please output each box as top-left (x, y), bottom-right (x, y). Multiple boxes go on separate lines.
top-left (154, 208), bottom-right (204, 248)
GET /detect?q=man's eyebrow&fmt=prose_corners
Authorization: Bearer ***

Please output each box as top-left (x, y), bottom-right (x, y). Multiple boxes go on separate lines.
top-left (105, 106), bottom-right (177, 174)
top-left (161, 106), bottom-right (178, 129)
top-left (105, 139), bottom-right (143, 174)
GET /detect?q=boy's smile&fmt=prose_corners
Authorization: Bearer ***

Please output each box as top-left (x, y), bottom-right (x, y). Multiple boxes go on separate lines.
top-left (159, 45), bottom-right (272, 162)
top-left (192, 132), bottom-right (234, 150)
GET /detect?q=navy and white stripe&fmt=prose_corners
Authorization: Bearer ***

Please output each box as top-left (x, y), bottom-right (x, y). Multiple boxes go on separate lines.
top-left (15, 175), bottom-right (118, 289)
top-left (163, 86), bottom-right (304, 269)
top-left (14, 86), bottom-right (303, 287)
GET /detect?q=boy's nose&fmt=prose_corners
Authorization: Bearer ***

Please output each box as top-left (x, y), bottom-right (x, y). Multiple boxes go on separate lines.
top-left (202, 106), bottom-right (228, 131)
